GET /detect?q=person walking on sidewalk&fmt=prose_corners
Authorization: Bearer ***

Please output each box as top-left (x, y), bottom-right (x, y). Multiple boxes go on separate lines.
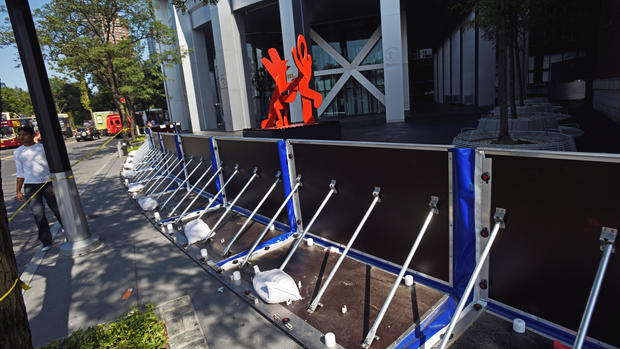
top-left (14, 126), bottom-right (63, 252)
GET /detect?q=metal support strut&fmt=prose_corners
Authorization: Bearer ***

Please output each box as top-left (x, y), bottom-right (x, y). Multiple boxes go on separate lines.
top-left (152, 157), bottom-right (195, 197)
top-left (137, 152), bottom-right (174, 183)
top-left (133, 150), bottom-right (165, 180)
top-left (573, 227), bottom-right (617, 349)
top-left (240, 175), bottom-right (302, 268)
top-left (144, 155), bottom-right (184, 194)
top-left (210, 167), bottom-right (259, 236)
top-left (280, 180), bottom-right (337, 270)
top-left (170, 166), bottom-right (222, 218)
top-left (438, 208), bottom-right (506, 349)
top-left (363, 196), bottom-right (439, 348)
top-left (159, 161), bottom-right (208, 209)
top-left (222, 171), bottom-right (281, 256)
top-left (308, 187), bottom-right (382, 313)
top-left (192, 165), bottom-right (241, 222)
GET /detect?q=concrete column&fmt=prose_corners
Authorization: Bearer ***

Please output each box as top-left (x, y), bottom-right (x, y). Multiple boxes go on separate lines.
top-left (477, 27), bottom-right (496, 106)
top-left (401, 10), bottom-right (410, 111)
top-left (462, 13), bottom-right (476, 105)
top-left (152, 0), bottom-right (191, 130)
top-left (443, 40), bottom-right (450, 103)
top-left (189, 27), bottom-right (219, 130)
top-left (437, 45), bottom-right (444, 103)
top-left (451, 29), bottom-right (461, 104)
top-left (433, 52), bottom-right (438, 103)
top-left (380, 0), bottom-right (405, 122)
top-left (209, 2), bottom-right (253, 131)
top-left (172, 6), bottom-right (203, 133)
top-left (279, 0), bottom-right (309, 124)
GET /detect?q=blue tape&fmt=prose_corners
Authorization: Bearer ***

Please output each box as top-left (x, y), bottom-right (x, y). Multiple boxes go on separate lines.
top-left (173, 125), bottom-right (183, 161)
top-left (277, 140), bottom-right (297, 233)
top-left (146, 128), bottom-right (154, 148)
top-left (208, 138), bottom-right (222, 203)
top-left (451, 148), bottom-right (476, 299)
top-left (394, 297), bottom-right (456, 349)
top-left (486, 301), bottom-right (608, 349)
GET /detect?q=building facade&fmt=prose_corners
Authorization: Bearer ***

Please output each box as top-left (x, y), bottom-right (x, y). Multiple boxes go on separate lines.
top-left (154, 0), bottom-right (500, 132)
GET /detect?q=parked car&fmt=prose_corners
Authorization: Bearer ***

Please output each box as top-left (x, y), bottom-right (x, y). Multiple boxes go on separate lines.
top-left (74, 127), bottom-right (101, 141)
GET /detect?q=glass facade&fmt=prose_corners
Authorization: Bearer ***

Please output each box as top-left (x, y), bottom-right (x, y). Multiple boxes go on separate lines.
top-left (310, 16), bottom-right (385, 118)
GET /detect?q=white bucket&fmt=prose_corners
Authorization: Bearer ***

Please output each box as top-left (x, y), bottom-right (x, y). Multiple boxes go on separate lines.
top-left (306, 237), bottom-right (314, 247)
top-left (404, 275), bottom-right (414, 287)
top-left (325, 332), bottom-right (336, 347)
top-left (233, 271), bottom-right (241, 281)
top-left (513, 318), bottom-right (526, 333)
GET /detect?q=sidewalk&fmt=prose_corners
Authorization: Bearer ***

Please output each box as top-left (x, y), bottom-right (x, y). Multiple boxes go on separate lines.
top-left (22, 154), bottom-right (300, 348)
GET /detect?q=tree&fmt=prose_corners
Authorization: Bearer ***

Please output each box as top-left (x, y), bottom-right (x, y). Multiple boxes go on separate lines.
top-left (48, 78), bottom-right (91, 126)
top-left (0, 163), bottom-right (34, 349)
top-left (1, 86), bottom-right (34, 116)
top-left (32, 0), bottom-right (182, 143)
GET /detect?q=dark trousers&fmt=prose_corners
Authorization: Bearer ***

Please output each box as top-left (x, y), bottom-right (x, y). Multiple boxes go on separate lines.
top-left (23, 182), bottom-right (62, 246)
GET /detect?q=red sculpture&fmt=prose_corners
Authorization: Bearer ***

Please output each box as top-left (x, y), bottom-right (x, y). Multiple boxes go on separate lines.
top-left (260, 35), bottom-right (322, 129)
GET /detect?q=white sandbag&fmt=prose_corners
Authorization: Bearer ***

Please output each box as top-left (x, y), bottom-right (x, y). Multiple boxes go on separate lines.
top-left (183, 219), bottom-right (212, 245)
top-left (122, 169), bottom-right (136, 179)
top-left (252, 269), bottom-right (302, 304)
top-left (128, 150), bottom-right (137, 157)
top-left (128, 183), bottom-right (145, 193)
top-left (138, 196), bottom-right (158, 211)
top-left (123, 161), bottom-right (135, 170)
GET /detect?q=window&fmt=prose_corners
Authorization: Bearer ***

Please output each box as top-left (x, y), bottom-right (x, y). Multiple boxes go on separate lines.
top-left (115, 120), bottom-right (120, 125)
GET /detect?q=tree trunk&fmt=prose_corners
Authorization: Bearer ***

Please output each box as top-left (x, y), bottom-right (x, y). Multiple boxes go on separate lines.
top-left (106, 53), bottom-right (130, 148)
top-left (514, 29), bottom-right (525, 106)
top-left (125, 99), bottom-right (137, 138)
top-left (0, 162), bottom-right (34, 349)
top-left (497, 0), bottom-right (513, 144)
top-left (509, 24), bottom-right (517, 119)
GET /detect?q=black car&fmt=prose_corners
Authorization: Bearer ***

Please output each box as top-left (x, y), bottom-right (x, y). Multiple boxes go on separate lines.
top-left (75, 127), bottom-right (101, 141)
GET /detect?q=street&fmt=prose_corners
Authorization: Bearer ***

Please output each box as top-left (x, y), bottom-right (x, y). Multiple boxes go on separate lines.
top-left (2, 136), bottom-right (119, 274)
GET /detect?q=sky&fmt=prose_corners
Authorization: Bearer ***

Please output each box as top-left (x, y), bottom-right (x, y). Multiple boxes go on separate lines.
top-left (1, 0), bottom-right (55, 90)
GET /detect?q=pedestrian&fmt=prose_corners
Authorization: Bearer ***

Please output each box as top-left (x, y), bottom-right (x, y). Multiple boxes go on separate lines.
top-left (14, 126), bottom-right (63, 252)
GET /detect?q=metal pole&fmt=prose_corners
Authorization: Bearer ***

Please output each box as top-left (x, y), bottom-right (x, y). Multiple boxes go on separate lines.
top-left (280, 180), bottom-right (337, 271)
top-left (240, 176), bottom-right (302, 268)
top-left (363, 196), bottom-right (439, 348)
top-left (144, 156), bottom-right (183, 194)
top-left (160, 162), bottom-right (208, 208)
top-left (438, 208), bottom-right (506, 349)
top-left (146, 156), bottom-right (190, 195)
top-left (134, 148), bottom-right (158, 170)
top-left (222, 172), bottom-right (281, 256)
top-left (6, 0), bottom-right (99, 256)
top-left (573, 228), bottom-right (617, 349)
top-left (137, 152), bottom-right (174, 184)
top-left (308, 187), bottom-right (382, 313)
top-left (191, 165), bottom-right (240, 222)
top-left (170, 167), bottom-right (222, 217)
top-left (152, 158), bottom-right (196, 198)
top-left (134, 151), bottom-right (166, 181)
top-left (210, 168), bottom-right (259, 235)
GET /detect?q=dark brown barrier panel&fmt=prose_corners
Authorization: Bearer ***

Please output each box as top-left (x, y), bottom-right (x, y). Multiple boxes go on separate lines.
top-left (291, 141), bottom-right (452, 284)
top-left (215, 138), bottom-right (288, 225)
top-left (487, 152), bottom-right (620, 347)
top-left (179, 135), bottom-right (217, 195)
top-left (160, 133), bottom-right (176, 153)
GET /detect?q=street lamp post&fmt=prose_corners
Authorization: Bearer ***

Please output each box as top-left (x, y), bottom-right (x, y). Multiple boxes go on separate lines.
top-left (6, 0), bottom-right (100, 256)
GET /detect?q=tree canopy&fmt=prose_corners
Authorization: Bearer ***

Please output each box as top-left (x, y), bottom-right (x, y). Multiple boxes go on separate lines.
top-left (1, 86), bottom-right (34, 116)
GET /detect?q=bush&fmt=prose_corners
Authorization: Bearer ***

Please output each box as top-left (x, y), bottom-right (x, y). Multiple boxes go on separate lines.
top-left (40, 304), bottom-right (167, 349)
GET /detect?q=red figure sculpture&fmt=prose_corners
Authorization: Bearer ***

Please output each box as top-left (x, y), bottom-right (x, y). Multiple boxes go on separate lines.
top-left (260, 34), bottom-right (323, 129)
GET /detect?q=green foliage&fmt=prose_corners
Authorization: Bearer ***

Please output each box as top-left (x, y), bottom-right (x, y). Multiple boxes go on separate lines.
top-left (169, 0), bottom-right (219, 14)
top-left (39, 304), bottom-right (167, 349)
top-left (49, 77), bottom-right (91, 126)
top-left (1, 86), bottom-right (33, 116)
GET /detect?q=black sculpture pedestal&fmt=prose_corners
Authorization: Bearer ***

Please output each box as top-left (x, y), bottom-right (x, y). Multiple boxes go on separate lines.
top-left (243, 121), bottom-right (341, 140)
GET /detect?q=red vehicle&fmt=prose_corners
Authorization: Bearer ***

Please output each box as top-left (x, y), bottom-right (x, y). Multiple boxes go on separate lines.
top-left (106, 114), bottom-right (132, 135)
top-left (0, 119), bottom-right (22, 148)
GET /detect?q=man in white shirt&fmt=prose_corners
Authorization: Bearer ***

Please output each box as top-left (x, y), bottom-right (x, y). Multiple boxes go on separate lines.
top-left (14, 126), bottom-right (63, 252)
